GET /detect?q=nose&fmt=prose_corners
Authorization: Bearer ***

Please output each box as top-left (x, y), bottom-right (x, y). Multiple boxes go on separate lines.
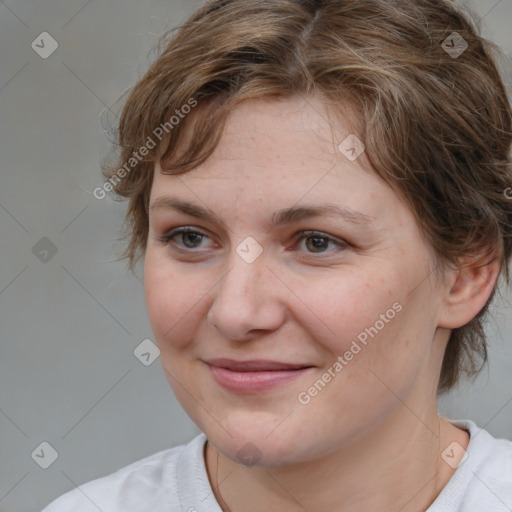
top-left (206, 246), bottom-right (286, 341)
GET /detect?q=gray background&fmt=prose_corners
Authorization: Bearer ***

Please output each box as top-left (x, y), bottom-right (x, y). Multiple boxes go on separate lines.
top-left (0, 1), bottom-right (511, 511)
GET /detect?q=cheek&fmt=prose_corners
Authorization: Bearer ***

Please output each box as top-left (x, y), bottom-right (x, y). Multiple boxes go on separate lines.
top-left (326, 286), bottom-right (436, 403)
top-left (299, 270), bottom-right (399, 354)
top-left (144, 251), bottom-right (207, 351)
top-left (300, 268), bottom-right (428, 392)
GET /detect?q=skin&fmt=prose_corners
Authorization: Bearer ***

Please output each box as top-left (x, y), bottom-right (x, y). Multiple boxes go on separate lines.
top-left (143, 95), bottom-right (499, 511)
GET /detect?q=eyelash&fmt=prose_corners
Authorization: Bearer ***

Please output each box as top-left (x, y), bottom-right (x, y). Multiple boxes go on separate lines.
top-left (158, 227), bottom-right (348, 256)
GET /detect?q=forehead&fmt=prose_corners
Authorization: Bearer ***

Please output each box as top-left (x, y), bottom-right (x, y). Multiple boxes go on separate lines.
top-left (155, 95), bottom-right (370, 182)
top-left (152, 96), bottom-right (391, 209)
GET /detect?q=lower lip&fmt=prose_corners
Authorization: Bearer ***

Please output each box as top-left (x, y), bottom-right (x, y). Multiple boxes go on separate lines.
top-left (207, 365), bottom-right (314, 393)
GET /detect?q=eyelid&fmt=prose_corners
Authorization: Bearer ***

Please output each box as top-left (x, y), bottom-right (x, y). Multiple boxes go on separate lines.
top-left (292, 230), bottom-right (346, 245)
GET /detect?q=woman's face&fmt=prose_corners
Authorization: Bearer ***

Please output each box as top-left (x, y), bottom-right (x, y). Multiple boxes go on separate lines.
top-left (144, 95), bottom-right (448, 466)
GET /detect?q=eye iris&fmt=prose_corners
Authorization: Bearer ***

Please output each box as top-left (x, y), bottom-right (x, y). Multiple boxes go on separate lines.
top-left (182, 232), bottom-right (203, 248)
top-left (306, 236), bottom-right (328, 252)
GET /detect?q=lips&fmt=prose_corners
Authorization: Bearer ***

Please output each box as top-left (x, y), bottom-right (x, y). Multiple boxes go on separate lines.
top-left (204, 358), bottom-right (315, 393)
top-left (205, 358), bottom-right (313, 372)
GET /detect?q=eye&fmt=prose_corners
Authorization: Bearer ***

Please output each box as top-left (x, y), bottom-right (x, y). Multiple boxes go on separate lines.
top-left (158, 227), bottom-right (348, 256)
top-left (159, 227), bottom-right (213, 250)
top-left (293, 231), bottom-right (348, 255)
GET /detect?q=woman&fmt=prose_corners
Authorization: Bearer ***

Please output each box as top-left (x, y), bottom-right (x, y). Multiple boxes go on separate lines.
top-left (43, 0), bottom-right (512, 510)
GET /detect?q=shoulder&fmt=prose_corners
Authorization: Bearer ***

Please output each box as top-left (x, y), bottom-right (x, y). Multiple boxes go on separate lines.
top-left (462, 420), bottom-right (512, 506)
top-left (41, 433), bottom-right (207, 512)
top-left (430, 419), bottom-right (512, 511)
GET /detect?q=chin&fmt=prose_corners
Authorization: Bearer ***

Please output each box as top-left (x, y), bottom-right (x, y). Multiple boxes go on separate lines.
top-left (204, 418), bottom-right (317, 467)
top-left (218, 438), bottom-right (296, 468)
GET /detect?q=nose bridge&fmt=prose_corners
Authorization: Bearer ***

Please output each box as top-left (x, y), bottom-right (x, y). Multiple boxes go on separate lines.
top-left (207, 237), bottom-right (279, 337)
top-left (219, 240), bottom-right (266, 305)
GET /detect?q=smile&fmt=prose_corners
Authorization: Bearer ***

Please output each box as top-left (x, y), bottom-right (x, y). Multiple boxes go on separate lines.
top-left (205, 361), bottom-right (315, 393)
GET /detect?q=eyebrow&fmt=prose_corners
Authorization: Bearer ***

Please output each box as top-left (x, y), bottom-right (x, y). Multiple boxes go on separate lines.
top-left (149, 196), bottom-right (374, 230)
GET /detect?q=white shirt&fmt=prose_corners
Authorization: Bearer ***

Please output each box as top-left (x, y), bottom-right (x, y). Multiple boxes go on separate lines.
top-left (41, 419), bottom-right (512, 511)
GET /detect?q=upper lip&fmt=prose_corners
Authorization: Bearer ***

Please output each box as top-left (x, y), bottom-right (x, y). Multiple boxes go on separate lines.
top-left (205, 358), bottom-right (313, 372)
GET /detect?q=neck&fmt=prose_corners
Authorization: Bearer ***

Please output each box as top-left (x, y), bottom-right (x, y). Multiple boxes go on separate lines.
top-left (205, 408), bottom-right (469, 512)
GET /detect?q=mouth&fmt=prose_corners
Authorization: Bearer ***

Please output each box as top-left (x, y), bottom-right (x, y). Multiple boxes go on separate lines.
top-left (204, 358), bottom-right (316, 393)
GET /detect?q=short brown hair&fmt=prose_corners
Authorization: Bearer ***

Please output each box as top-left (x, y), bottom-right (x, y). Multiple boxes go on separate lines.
top-left (101, 0), bottom-right (512, 393)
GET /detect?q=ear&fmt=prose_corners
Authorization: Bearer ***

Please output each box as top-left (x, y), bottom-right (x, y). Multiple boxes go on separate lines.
top-left (437, 255), bottom-right (500, 329)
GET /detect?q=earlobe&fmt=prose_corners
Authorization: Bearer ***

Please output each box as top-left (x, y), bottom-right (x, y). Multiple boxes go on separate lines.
top-left (438, 258), bottom-right (500, 329)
